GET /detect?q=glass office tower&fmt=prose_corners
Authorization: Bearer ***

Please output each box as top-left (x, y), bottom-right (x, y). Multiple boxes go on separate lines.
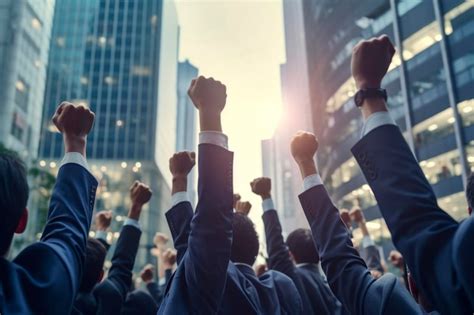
top-left (38, 0), bottom-right (179, 266)
top-left (302, 0), bottom-right (474, 244)
top-left (0, 0), bottom-right (55, 160)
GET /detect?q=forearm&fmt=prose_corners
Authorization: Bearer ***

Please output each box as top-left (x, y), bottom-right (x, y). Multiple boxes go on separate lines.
top-left (199, 111), bottom-right (222, 132)
top-left (358, 221), bottom-right (370, 237)
top-left (172, 176), bottom-right (187, 195)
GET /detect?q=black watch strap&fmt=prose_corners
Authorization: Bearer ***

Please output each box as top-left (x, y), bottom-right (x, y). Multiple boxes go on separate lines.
top-left (354, 88), bottom-right (387, 107)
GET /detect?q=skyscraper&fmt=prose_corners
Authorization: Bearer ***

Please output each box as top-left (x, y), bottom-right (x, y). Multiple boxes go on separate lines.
top-left (0, 0), bottom-right (55, 160)
top-left (261, 0), bottom-right (313, 232)
top-left (302, 0), bottom-right (474, 244)
top-left (38, 0), bottom-right (180, 265)
top-left (176, 60), bottom-right (199, 205)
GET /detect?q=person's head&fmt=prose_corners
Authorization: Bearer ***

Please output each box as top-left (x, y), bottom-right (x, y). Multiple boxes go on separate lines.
top-left (80, 238), bottom-right (107, 293)
top-left (466, 173), bottom-right (474, 215)
top-left (286, 228), bottom-right (320, 264)
top-left (0, 152), bottom-right (29, 257)
top-left (230, 213), bottom-right (259, 266)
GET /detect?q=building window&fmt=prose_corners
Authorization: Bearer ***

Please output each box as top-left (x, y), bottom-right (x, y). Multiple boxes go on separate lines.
top-left (15, 78), bottom-right (29, 111)
top-left (420, 150), bottom-right (462, 185)
top-left (413, 107), bottom-right (455, 148)
top-left (10, 112), bottom-right (26, 141)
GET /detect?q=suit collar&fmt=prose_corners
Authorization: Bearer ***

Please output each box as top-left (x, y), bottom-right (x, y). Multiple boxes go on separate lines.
top-left (234, 262), bottom-right (256, 277)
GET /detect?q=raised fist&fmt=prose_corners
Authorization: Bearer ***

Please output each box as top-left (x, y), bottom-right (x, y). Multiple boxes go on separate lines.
top-left (235, 201), bottom-right (252, 216)
top-left (188, 76), bottom-right (227, 113)
top-left (130, 181), bottom-right (152, 206)
top-left (153, 232), bottom-right (169, 248)
top-left (340, 209), bottom-right (352, 230)
top-left (162, 248), bottom-right (177, 270)
top-left (250, 177), bottom-right (271, 199)
top-left (350, 207), bottom-right (365, 223)
top-left (255, 263), bottom-right (268, 277)
top-left (388, 250), bottom-right (404, 269)
top-left (169, 151), bottom-right (196, 178)
top-left (95, 210), bottom-right (112, 231)
top-left (140, 264), bottom-right (154, 284)
top-left (233, 194), bottom-right (241, 209)
top-left (290, 131), bottom-right (318, 165)
top-left (351, 35), bottom-right (395, 89)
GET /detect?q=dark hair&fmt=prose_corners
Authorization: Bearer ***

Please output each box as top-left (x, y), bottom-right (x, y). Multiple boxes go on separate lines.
top-left (231, 213), bottom-right (259, 266)
top-left (286, 228), bottom-right (320, 264)
top-left (466, 173), bottom-right (474, 210)
top-left (80, 238), bottom-right (107, 292)
top-left (0, 152), bottom-right (29, 255)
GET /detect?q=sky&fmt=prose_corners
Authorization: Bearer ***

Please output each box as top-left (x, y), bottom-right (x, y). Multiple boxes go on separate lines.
top-left (175, 0), bottom-right (286, 225)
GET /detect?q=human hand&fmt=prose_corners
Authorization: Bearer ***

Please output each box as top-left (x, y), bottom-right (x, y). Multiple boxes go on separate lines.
top-left (95, 210), bottom-right (112, 231)
top-left (250, 177), bottom-right (271, 200)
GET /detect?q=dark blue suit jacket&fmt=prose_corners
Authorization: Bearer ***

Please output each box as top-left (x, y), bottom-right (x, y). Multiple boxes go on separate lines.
top-left (262, 209), bottom-right (344, 315)
top-left (159, 144), bottom-right (303, 314)
top-left (72, 224), bottom-right (142, 315)
top-left (0, 163), bottom-right (98, 314)
top-left (352, 124), bottom-right (474, 314)
top-left (299, 185), bottom-right (426, 314)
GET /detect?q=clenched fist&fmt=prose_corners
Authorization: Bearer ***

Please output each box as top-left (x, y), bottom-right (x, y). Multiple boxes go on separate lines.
top-left (235, 201), bottom-right (252, 216)
top-left (52, 102), bottom-right (95, 155)
top-left (188, 76), bottom-right (227, 114)
top-left (95, 210), bottom-right (112, 232)
top-left (129, 181), bottom-right (152, 220)
top-left (250, 177), bottom-right (271, 199)
top-left (351, 35), bottom-right (395, 89)
top-left (233, 194), bottom-right (242, 209)
top-left (162, 248), bottom-right (177, 270)
top-left (340, 209), bottom-right (352, 230)
top-left (291, 131), bottom-right (318, 165)
top-left (140, 264), bottom-right (154, 284)
top-left (169, 151), bottom-right (196, 179)
top-left (153, 232), bottom-right (169, 248)
top-left (349, 207), bottom-right (365, 223)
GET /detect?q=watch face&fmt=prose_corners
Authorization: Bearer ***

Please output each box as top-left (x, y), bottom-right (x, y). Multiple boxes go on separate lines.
top-left (355, 91), bottom-right (364, 107)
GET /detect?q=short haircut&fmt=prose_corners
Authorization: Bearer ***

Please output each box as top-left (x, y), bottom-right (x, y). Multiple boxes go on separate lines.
top-left (0, 152), bottom-right (29, 255)
top-left (80, 238), bottom-right (107, 292)
top-left (286, 228), bottom-right (320, 264)
top-left (231, 213), bottom-right (259, 266)
top-left (466, 173), bottom-right (474, 210)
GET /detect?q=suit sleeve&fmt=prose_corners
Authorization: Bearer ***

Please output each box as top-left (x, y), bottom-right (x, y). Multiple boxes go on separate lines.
top-left (166, 201), bottom-right (194, 264)
top-left (183, 143), bottom-right (234, 313)
top-left (38, 164), bottom-right (98, 303)
top-left (352, 124), bottom-right (466, 313)
top-left (94, 225), bottom-right (142, 313)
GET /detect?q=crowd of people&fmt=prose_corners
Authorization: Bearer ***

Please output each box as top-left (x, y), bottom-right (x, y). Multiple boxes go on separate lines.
top-left (1, 35), bottom-right (473, 314)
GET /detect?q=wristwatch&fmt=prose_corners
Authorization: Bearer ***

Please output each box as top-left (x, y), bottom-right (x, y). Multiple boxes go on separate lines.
top-left (354, 88), bottom-right (387, 107)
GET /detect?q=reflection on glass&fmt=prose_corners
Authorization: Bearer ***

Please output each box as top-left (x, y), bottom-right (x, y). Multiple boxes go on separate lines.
top-left (458, 99), bottom-right (474, 127)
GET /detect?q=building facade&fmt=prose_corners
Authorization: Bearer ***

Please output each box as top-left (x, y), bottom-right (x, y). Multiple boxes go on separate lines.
top-left (0, 0), bottom-right (55, 161)
top-left (38, 0), bottom-right (179, 266)
top-left (176, 60), bottom-right (198, 205)
top-left (302, 0), bottom-right (474, 243)
top-left (261, 0), bottom-right (313, 233)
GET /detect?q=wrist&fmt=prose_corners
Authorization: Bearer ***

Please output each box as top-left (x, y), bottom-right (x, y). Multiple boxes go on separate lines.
top-left (64, 135), bottom-right (86, 156)
top-left (172, 176), bottom-right (188, 194)
top-left (128, 204), bottom-right (142, 220)
top-left (297, 159), bottom-right (318, 179)
top-left (355, 80), bottom-right (381, 90)
top-left (360, 97), bottom-right (388, 120)
top-left (199, 111), bottom-right (222, 132)
top-left (260, 193), bottom-right (271, 200)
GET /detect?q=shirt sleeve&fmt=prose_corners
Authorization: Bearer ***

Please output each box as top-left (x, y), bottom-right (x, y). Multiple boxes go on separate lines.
top-left (60, 152), bottom-right (91, 172)
top-left (123, 218), bottom-right (141, 230)
top-left (95, 231), bottom-right (108, 241)
top-left (360, 111), bottom-right (396, 138)
top-left (199, 131), bottom-right (228, 149)
top-left (172, 191), bottom-right (190, 207)
top-left (361, 235), bottom-right (375, 248)
top-left (303, 173), bottom-right (324, 192)
top-left (262, 198), bottom-right (275, 212)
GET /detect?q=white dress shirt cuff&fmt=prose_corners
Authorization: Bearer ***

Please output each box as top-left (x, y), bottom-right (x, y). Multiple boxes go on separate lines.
top-left (361, 235), bottom-right (375, 248)
top-left (124, 218), bottom-right (141, 230)
top-left (303, 174), bottom-right (323, 191)
top-left (60, 152), bottom-right (91, 173)
top-left (171, 191), bottom-right (189, 207)
top-left (95, 231), bottom-right (108, 241)
top-left (361, 111), bottom-right (396, 138)
top-left (262, 198), bottom-right (275, 212)
top-left (199, 131), bottom-right (228, 149)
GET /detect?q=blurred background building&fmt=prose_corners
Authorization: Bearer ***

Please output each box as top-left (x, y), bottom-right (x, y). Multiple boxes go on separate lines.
top-left (262, 0), bottom-right (313, 233)
top-left (176, 59), bottom-right (198, 205)
top-left (36, 0), bottom-right (185, 267)
top-left (300, 0), bottom-right (474, 247)
top-left (0, 0), bottom-right (55, 161)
